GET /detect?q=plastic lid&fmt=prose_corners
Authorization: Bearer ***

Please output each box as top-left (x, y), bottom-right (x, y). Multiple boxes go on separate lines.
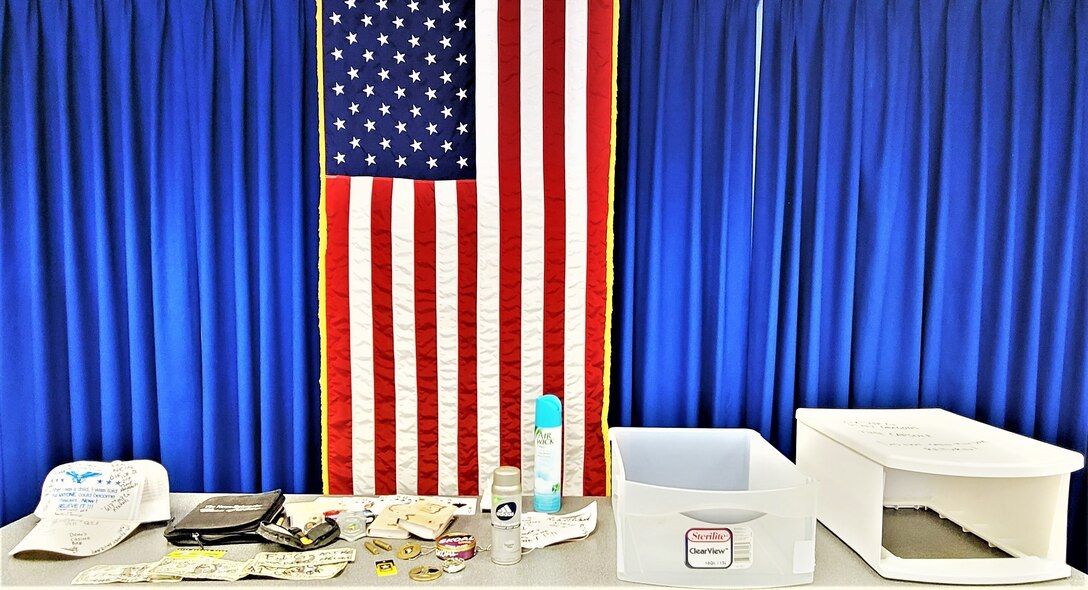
top-left (535, 394), bottom-right (563, 429)
top-left (493, 466), bottom-right (521, 487)
top-left (796, 408), bottom-right (1084, 477)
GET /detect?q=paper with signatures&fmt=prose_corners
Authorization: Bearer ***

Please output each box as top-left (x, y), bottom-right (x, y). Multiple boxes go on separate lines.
top-left (72, 562), bottom-right (183, 584)
top-left (148, 557), bottom-right (251, 582)
top-left (244, 548), bottom-right (357, 580)
top-left (520, 502), bottom-right (598, 549)
top-left (72, 548), bottom-right (358, 584)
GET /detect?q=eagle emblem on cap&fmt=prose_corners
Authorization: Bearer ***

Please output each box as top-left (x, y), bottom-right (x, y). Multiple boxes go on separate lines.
top-left (64, 470), bottom-right (101, 484)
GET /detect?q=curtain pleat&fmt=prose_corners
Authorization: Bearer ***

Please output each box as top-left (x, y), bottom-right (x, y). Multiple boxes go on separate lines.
top-left (612, 0), bottom-right (757, 429)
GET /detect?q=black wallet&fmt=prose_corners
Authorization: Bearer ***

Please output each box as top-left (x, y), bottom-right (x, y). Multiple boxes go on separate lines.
top-left (164, 490), bottom-right (285, 546)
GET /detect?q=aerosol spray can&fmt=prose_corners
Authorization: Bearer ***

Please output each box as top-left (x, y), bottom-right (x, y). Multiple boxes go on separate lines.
top-left (533, 394), bottom-right (563, 512)
top-left (490, 466), bottom-right (522, 565)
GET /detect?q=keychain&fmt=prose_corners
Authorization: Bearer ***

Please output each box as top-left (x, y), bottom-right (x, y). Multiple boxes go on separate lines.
top-left (408, 565), bottom-right (443, 582)
top-left (256, 517), bottom-right (340, 551)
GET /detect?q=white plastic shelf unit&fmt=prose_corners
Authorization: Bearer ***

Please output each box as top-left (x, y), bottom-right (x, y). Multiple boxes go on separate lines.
top-left (795, 408), bottom-right (1084, 585)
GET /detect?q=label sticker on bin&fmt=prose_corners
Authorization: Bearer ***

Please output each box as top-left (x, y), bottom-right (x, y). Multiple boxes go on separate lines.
top-left (686, 528), bottom-right (752, 569)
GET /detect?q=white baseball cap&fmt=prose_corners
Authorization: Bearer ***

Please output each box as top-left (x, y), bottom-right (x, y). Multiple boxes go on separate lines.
top-left (10, 460), bottom-right (170, 557)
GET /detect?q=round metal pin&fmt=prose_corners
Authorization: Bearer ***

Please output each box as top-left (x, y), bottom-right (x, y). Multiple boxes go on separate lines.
top-left (408, 565), bottom-right (443, 582)
top-left (441, 557), bottom-right (466, 574)
top-left (397, 541), bottom-right (423, 560)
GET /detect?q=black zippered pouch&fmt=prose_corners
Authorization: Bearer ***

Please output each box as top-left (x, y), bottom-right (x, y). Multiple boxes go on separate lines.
top-left (164, 490), bottom-right (285, 546)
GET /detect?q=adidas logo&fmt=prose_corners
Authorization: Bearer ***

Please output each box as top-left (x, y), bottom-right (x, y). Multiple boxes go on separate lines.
top-left (496, 503), bottom-right (516, 520)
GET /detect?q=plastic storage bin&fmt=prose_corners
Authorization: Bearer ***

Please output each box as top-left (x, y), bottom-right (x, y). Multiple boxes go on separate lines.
top-left (611, 427), bottom-right (817, 588)
top-left (796, 408), bottom-right (1085, 585)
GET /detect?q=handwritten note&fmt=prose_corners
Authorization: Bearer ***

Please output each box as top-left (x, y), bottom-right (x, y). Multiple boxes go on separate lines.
top-left (382, 494), bottom-right (477, 516)
top-left (73, 562), bottom-right (182, 584)
top-left (40, 461), bottom-right (144, 520)
top-left (284, 495), bottom-right (476, 530)
top-left (520, 502), bottom-right (598, 549)
top-left (843, 419), bottom-right (989, 453)
top-left (149, 557), bottom-right (251, 581)
top-left (12, 517), bottom-right (135, 556)
top-left (245, 548), bottom-right (356, 581)
top-left (249, 548), bottom-right (356, 567)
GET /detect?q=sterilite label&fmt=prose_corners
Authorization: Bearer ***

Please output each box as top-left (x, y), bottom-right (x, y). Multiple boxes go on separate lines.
top-left (685, 527), bottom-right (752, 569)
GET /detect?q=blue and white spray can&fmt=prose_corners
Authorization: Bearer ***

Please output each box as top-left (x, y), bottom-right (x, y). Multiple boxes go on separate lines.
top-left (533, 394), bottom-right (563, 513)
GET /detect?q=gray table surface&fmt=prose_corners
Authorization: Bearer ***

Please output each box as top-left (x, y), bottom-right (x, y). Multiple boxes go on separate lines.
top-left (1, 494), bottom-right (1085, 589)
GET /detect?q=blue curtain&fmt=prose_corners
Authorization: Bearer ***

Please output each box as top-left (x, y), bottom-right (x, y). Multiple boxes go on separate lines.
top-left (0, 0), bottom-right (321, 525)
top-left (751, 0), bottom-right (1087, 566)
top-left (613, 0), bottom-right (757, 428)
top-left (615, 0), bottom-right (1088, 568)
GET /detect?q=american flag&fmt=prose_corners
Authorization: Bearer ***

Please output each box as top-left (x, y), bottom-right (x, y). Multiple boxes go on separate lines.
top-left (319, 0), bottom-right (616, 497)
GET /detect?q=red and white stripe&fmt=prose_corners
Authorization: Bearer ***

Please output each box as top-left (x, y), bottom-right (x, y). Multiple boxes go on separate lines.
top-left (323, 0), bottom-right (613, 497)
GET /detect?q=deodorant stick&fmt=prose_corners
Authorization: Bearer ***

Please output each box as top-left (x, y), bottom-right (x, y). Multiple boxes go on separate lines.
top-left (490, 466), bottom-right (522, 565)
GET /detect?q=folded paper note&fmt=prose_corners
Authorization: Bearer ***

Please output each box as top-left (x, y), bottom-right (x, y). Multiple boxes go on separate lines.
top-left (367, 499), bottom-right (457, 540)
top-left (395, 500), bottom-right (457, 540)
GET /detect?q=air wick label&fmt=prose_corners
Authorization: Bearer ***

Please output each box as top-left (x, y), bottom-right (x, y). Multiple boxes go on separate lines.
top-left (685, 527), bottom-right (753, 569)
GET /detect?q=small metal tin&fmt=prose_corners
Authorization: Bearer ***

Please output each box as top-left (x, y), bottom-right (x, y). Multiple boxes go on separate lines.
top-left (435, 532), bottom-right (477, 560)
